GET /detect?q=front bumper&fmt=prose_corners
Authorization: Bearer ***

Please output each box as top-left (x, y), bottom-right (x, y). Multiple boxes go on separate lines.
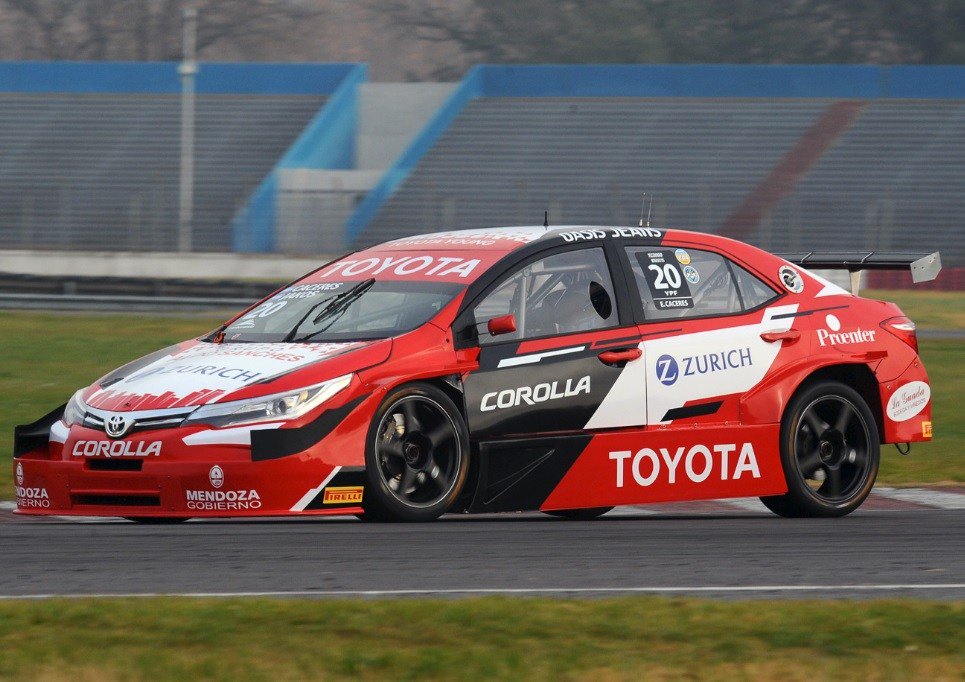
top-left (13, 421), bottom-right (366, 518)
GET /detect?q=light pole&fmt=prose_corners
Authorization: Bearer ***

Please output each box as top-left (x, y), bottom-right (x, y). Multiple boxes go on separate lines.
top-left (177, 6), bottom-right (198, 252)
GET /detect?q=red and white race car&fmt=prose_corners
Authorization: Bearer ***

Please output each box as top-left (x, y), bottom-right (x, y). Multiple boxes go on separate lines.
top-left (14, 226), bottom-right (940, 521)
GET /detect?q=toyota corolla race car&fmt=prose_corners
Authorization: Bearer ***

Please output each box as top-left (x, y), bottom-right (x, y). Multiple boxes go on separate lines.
top-left (14, 226), bottom-right (940, 521)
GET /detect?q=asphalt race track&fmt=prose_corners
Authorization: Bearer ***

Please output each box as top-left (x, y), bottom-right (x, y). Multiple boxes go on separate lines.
top-left (1, 506), bottom-right (963, 600)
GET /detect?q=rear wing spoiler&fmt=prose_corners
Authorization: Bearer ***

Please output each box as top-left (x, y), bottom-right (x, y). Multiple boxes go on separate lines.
top-left (776, 251), bottom-right (942, 294)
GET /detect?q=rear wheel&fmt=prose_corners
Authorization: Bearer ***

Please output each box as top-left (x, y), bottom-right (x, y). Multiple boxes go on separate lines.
top-left (761, 380), bottom-right (879, 518)
top-left (362, 383), bottom-right (470, 522)
top-left (543, 507), bottom-right (613, 520)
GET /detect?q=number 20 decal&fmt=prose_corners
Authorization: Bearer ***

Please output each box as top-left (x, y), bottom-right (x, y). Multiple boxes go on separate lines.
top-left (648, 263), bottom-right (683, 290)
top-left (239, 300), bottom-right (287, 322)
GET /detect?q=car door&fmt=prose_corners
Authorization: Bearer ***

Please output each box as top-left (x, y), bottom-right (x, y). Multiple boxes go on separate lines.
top-left (459, 245), bottom-right (647, 440)
top-left (620, 243), bottom-right (791, 427)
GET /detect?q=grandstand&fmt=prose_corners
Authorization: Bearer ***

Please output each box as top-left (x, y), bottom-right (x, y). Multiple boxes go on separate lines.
top-left (0, 63), bottom-right (360, 252)
top-left (0, 63), bottom-right (963, 286)
top-left (348, 66), bottom-right (965, 271)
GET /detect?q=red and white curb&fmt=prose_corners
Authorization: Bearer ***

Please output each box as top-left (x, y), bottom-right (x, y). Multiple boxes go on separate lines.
top-left (603, 487), bottom-right (965, 517)
top-left (2, 487), bottom-right (962, 523)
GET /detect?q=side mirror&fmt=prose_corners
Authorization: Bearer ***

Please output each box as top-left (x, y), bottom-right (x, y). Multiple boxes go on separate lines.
top-left (487, 314), bottom-right (517, 337)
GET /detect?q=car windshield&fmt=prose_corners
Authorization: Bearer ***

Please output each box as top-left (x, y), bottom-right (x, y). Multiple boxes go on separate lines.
top-left (220, 279), bottom-right (464, 343)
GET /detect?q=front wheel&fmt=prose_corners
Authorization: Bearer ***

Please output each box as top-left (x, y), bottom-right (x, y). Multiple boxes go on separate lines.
top-left (761, 380), bottom-right (879, 518)
top-left (362, 383), bottom-right (470, 522)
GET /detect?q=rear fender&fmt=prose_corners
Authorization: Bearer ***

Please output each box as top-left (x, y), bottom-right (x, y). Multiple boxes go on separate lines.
top-left (878, 358), bottom-right (932, 444)
top-left (740, 358), bottom-right (880, 431)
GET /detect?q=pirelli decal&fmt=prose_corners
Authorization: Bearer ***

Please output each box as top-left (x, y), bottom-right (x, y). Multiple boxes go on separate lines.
top-left (323, 486), bottom-right (364, 504)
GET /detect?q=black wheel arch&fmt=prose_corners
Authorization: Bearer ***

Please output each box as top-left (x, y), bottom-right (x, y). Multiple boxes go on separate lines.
top-left (417, 374), bottom-right (479, 512)
top-left (789, 363), bottom-right (884, 444)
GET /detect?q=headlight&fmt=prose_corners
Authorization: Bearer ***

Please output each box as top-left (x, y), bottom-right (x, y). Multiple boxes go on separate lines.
top-left (185, 374), bottom-right (353, 428)
top-left (63, 389), bottom-right (87, 426)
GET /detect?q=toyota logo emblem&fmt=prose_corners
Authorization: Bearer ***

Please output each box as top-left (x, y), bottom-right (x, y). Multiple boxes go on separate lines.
top-left (105, 414), bottom-right (132, 438)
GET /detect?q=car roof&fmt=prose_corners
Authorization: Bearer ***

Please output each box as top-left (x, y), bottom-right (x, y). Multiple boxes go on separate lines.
top-left (301, 226), bottom-right (772, 286)
top-left (376, 225), bottom-right (742, 256)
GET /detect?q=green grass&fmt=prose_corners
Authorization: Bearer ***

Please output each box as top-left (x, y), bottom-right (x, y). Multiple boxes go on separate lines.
top-left (0, 305), bottom-right (961, 500)
top-left (0, 597), bottom-right (960, 680)
top-left (864, 289), bottom-right (965, 331)
top-left (1, 311), bottom-right (221, 500)
top-left (879, 339), bottom-right (963, 484)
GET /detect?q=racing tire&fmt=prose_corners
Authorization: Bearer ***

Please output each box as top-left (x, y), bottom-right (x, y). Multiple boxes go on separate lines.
top-left (761, 380), bottom-right (879, 518)
top-left (362, 383), bottom-right (470, 522)
top-left (543, 507), bottom-right (613, 520)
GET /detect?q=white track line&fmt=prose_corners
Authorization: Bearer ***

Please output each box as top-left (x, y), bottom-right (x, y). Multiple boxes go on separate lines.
top-left (603, 506), bottom-right (659, 517)
top-left (0, 584), bottom-right (962, 600)
top-left (0, 502), bottom-right (15, 511)
top-left (873, 487), bottom-right (965, 510)
top-left (718, 497), bottom-right (771, 513)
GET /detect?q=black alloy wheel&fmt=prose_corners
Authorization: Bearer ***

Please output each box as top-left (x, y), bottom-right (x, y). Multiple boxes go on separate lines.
top-left (761, 380), bottom-right (879, 518)
top-left (363, 383), bottom-right (470, 522)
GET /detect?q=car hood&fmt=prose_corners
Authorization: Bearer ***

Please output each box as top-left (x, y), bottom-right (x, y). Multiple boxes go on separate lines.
top-left (82, 340), bottom-right (387, 412)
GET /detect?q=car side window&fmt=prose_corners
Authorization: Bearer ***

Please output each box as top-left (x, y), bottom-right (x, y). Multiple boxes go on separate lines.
top-left (625, 246), bottom-right (754, 320)
top-left (730, 262), bottom-right (780, 310)
top-left (474, 248), bottom-right (616, 344)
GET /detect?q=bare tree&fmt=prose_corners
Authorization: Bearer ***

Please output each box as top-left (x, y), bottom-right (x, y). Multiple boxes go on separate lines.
top-left (378, 0), bottom-right (666, 78)
top-left (377, 0), bottom-right (965, 74)
top-left (0, 0), bottom-right (323, 61)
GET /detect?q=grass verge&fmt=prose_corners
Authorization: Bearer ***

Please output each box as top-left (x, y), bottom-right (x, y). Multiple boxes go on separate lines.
top-left (0, 306), bottom-right (961, 499)
top-left (864, 289), bottom-right (965, 331)
top-left (0, 597), bottom-right (961, 680)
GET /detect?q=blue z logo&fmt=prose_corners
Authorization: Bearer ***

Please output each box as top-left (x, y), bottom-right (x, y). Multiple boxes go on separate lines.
top-left (656, 354), bottom-right (679, 386)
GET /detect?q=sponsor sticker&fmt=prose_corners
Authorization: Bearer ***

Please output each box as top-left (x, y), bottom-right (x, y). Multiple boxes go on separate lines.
top-left (323, 486), bottom-right (364, 504)
top-left (674, 249), bottom-right (691, 265)
top-left (609, 442), bottom-right (761, 488)
top-left (390, 228), bottom-right (544, 248)
top-left (683, 265), bottom-right (700, 284)
top-left (558, 227), bottom-right (662, 243)
top-left (15, 462), bottom-right (23, 486)
top-left (72, 440), bottom-right (162, 458)
top-left (16, 486), bottom-right (50, 508)
top-left (318, 255), bottom-right (481, 280)
top-left (779, 266), bottom-right (804, 293)
top-left (922, 421), bottom-right (933, 438)
top-left (655, 348), bottom-right (752, 387)
top-left (185, 465), bottom-right (263, 510)
top-left (886, 381), bottom-right (930, 422)
top-left (481, 376), bottom-right (591, 412)
top-left (209, 465), bottom-right (224, 489)
top-left (636, 249), bottom-right (694, 310)
top-left (816, 316), bottom-right (876, 346)
top-left (185, 488), bottom-right (262, 511)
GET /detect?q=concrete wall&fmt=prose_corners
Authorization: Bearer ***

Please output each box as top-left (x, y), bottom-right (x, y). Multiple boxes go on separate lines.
top-left (357, 83), bottom-right (456, 170)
